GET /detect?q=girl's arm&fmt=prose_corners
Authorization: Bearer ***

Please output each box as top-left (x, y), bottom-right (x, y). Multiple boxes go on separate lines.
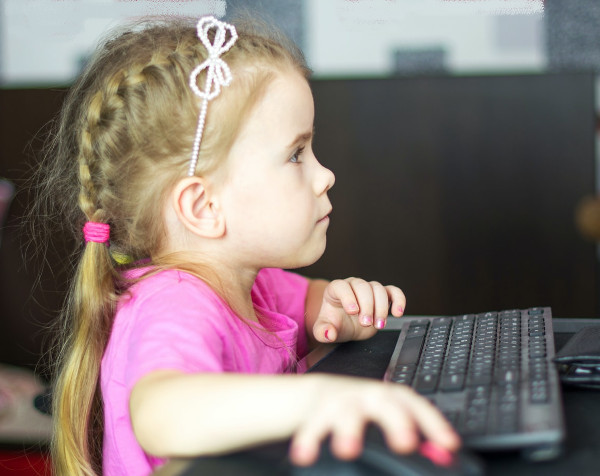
top-left (305, 277), bottom-right (406, 347)
top-left (130, 369), bottom-right (459, 466)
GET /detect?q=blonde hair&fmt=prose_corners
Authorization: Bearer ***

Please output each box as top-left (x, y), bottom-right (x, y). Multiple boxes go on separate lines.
top-left (33, 16), bottom-right (309, 476)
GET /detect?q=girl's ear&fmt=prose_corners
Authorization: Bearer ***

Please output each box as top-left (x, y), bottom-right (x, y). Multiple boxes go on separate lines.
top-left (171, 177), bottom-right (225, 238)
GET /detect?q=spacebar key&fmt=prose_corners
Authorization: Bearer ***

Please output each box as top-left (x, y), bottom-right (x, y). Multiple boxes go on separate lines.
top-left (396, 335), bottom-right (426, 366)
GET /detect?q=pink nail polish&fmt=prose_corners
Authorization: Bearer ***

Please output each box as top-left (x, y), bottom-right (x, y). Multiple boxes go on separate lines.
top-left (419, 441), bottom-right (454, 467)
top-left (324, 329), bottom-right (331, 341)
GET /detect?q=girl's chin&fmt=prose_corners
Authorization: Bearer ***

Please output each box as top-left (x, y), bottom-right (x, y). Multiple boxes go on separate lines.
top-left (281, 241), bottom-right (327, 270)
top-left (302, 241), bottom-right (328, 268)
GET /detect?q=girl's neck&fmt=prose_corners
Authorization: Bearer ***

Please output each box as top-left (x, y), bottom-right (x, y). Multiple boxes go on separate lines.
top-left (154, 250), bottom-right (261, 321)
top-left (221, 266), bottom-right (260, 321)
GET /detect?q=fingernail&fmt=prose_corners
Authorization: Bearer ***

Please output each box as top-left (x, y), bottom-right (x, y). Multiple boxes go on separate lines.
top-left (419, 441), bottom-right (454, 467)
top-left (324, 329), bottom-right (331, 341)
top-left (375, 319), bottom-right (386, 329)
top-left (360, 315), bottom-right (372, 326)
top-left (347, 303), bottom-right (359, 313)
top-left (398, 306), bottom-right (404, 314)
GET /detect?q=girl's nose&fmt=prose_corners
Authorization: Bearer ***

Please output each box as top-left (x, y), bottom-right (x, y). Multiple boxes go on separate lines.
top-left (314, 159), bottom-right (335, 195)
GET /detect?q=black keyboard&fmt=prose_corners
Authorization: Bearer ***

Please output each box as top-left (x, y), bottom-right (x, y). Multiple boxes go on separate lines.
top-left (384, 307), bottom-right (564, 460)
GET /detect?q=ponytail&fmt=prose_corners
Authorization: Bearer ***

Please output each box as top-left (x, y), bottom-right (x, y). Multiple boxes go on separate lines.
top-left (49, 71), bottom-right (123, 474)
top-left (51, 228), bottom-right (118, 476)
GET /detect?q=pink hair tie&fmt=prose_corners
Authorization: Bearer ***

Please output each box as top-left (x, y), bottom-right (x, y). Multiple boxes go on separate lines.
top-left (83, 221), bottom-right (110, 244)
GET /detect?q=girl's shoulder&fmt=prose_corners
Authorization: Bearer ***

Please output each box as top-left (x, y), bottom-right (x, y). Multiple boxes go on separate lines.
top-left (120, 267), bottom-right (308, 311)
top-left (122, 267), bottom-right (221, 308)
top-left (125, 266), bottom-right (206, 286)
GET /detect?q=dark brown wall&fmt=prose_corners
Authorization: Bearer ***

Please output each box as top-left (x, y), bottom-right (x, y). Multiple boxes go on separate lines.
top-left (0, 88), bottom-right (69, 371)
top-left (302, 73), bottom-right (598, 319)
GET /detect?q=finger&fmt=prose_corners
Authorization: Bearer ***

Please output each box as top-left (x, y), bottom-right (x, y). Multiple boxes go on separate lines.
top-left (347, 278), bottom-right (375, 327)
top-left (329, 409), bottom-right (365, 461)
top-left (290, 417), bottom-right (332, 466)
top-left (324, 279), bottom-right (360, 316)
top-left (386, 285), bottom-right (406, 317)
top-left (369, 386), bottom-right (459, 455)
top-left (371, 281), bottom-right (390, 329)
top-left (371, 401), bottom-right (420, 454)
top-left (312, 322), bottom-right (338, 343)
top-left (397, 389), bottom-right (461, 451)
top-left (354, 384), bottom-right (420, 454)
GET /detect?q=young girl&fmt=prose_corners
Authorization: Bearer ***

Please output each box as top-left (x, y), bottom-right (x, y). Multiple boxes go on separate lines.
top-left (36, 15), bottom-right (459, 476)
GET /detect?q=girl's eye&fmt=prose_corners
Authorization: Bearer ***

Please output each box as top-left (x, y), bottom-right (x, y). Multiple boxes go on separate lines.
top-left (290, 146), bottom-right (305, 164)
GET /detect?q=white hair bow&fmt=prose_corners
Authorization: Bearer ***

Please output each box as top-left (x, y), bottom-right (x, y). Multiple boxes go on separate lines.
top-left (188, 16), bottom-right (238, 176)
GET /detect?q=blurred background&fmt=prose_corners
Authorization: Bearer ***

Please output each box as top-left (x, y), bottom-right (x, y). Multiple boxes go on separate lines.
top-left (0, 0), bottom-right (585, 84)
top-left (1, 0), bottom-right (600, 375)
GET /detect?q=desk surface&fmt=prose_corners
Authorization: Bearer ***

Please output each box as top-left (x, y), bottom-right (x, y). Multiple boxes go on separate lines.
top-left (156, 318), bottom-right (600, 476)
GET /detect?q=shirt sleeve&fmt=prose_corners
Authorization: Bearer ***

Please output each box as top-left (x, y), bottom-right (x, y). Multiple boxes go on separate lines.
top-left (255, 268), bottom-right (310, 357)
top-left (122, 273), bottom-right (228, 392)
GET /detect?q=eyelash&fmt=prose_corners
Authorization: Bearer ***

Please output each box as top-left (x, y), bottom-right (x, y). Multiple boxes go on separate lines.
top-left (290, 146), bottom-right (305, 164)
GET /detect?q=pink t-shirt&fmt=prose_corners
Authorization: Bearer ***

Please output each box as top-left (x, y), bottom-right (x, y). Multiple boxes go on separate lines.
top-left (100, 267), bottom-right (309, 476)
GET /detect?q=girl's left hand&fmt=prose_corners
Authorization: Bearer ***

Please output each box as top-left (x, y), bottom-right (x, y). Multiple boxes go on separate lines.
top-left (313, 278), bottom-right (406, 343)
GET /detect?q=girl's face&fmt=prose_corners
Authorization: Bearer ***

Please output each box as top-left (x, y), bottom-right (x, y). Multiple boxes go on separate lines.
top-left (218, 70), bottom-right (335, 270)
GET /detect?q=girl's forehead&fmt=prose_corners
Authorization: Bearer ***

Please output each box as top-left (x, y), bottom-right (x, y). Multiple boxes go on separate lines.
top-left (247, 72), bottom-right (313, 131)
top-left (220, 72), bottom-right (313, 169)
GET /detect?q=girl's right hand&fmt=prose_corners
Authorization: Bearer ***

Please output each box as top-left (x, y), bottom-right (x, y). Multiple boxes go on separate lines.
top-left (289, 375), bottom-right (460, 466)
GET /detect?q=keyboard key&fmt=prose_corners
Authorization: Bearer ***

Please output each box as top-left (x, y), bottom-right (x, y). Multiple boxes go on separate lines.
top-left (391, 364), bottom-right (416, 384)
top-left (468, 372), bottom-right (492, 387)
top-left (528, 308), bottom-right (545, 315)
top-left (495, 368), bottom-right (519, 385)
top-left (439, 373), bottom-right (465, 392)
top-left (530, 381), bottom-right (549, 403)
top-left (415, 374), bottom-right (438, 394)
top-left (495, 401), bottom-right (519, 433)
top-left (407, 324), bottom-right (428, 337)
top-left (498, 383), bottom-right (519, 403)
top-left (529, 344), bottom-right (547, 358)
top-left (397, 335), bottom-right (426, 366)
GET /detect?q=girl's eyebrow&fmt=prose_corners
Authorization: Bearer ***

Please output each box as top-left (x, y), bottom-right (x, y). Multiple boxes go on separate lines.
top-left (287, 127), bottom-right (315, 148)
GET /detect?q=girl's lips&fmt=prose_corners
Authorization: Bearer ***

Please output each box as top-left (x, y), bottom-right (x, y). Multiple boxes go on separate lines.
top-left (318, 208), bottom-right (332, 223)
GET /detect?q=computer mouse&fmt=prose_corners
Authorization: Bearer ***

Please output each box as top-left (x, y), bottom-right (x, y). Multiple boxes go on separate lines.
top-left (357, 440), bottom-right (484, 476)
top-left (179, 437), bottom-right (485, 476)
top-left (291, 438), bottom-right (485, 476)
